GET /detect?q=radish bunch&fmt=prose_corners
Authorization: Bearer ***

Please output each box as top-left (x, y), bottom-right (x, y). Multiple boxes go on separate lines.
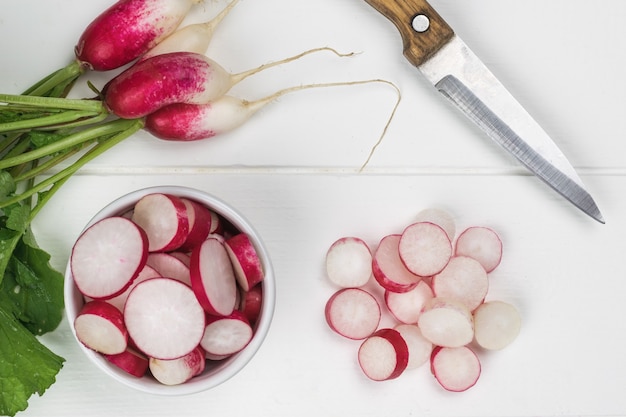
top-left (323, 209), bottom-right (521, 391)
top-left (70, 193), bottom-right (265, 385)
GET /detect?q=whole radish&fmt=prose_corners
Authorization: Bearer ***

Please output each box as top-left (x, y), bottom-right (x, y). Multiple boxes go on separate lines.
top-left (75, 0), bottom-right (202, 71)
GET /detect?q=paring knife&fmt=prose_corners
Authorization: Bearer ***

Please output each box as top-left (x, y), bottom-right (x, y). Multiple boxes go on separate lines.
top-left (364, 0), bottom-right (605, 224)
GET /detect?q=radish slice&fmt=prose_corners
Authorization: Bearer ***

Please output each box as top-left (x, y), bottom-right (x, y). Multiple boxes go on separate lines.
top-left (394, 324), bottom-right (433, 370)
top-left (418, 297), bottom-right (474, 348)
top-left (431, 256), bottom-right (489, 311)
top-left (384, 280), bottom-right (434, 324)
top-left (225, 233), bottom-right (265, 291)
top-left (131, 193), bottom-right (190, 252)
top-left (240, 284), bottom-right (263, 326)
top-left (71, 216), bottom-right (148, 300)
top-left (398, 222), bottom-right (452, 277)
top-left (431, 346), bottom-right (481, 392)
top-left (74, 301), bottom-right (128, 355)
top-left (146, 252), bottom-right (192, 286)
top-left (473, 301), bottom-right (521, 350)
top-left (454, 226), bottom-right (503, 273)
top-left (149, 345), bottom-right (206, 386)
top-left (105, 264), bottom-right (161, 312)
top-left (190, 237), bottom-right (238, 316)
top-left (124, 278), bottom-right (205, 360)
top-left (104, 348), bottom-right (149, 378)
top-left (179, 198), bottom-right (212, 251)
top-left (372, 234), bottom-right (422, 293)
top-left (200, 311), bottom-right (253, 356)
top-left (415, 208), bottom-right (456, 241)
top-left (358, 328), bottom-right (409, 381)
top-left (325, 288), bottom-right (381, 340)
top-left (325, 237), bottom-right (373, 288)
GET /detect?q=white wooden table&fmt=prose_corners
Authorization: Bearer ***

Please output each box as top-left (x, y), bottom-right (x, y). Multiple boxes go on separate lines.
top-left (2, 1), bottom-right (626, 416)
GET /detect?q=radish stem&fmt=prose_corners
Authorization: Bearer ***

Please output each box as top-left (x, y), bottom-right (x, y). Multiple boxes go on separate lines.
top-left (22, 61), bottom-right (84, 97)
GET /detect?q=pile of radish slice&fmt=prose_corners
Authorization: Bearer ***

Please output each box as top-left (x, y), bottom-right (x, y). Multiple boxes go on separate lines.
top-left (70, 192), bottom-right (265, 385)
top-left (324, 209), bottom-right (521, 391)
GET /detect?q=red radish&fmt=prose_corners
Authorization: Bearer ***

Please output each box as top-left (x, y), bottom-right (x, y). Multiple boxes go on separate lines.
top-left (398, 222), bottom-right (452, 277)
top-left (179, 198), bottom-right (212, 251)
top-left (71, 216), bottom-right (148, 300)
top-left (325, 288), bottom-right (381, 340)
top-left (169, 251), bottom-right (191, 267)
top-left (372, 234), bottom-right (422, 293)
top-left (75, 0), bottom-right (201, 71)
top-left (74, 301), bottom-right (128, 355)
top-left (431, 256), bottom-right (489, 311)
top-left (190, 237), bottom-right (238, 316)
top-left (240, 284), bottom-right (263, 326)
top-left (124, 278), bottom-right (205, 360)
top-left (131, 193), bottom-right (189, 252)
top-left (357, 328), bottom-right (408, 381)
top-left (473, 301), bottom-right (521, 350)
top-left (384, 280), bottom-right (434, 324)
top-left (208, 210), bottom-right (223, 234)
top-left (149, 345), bottom-right (206, 385)
top-left (200, 311), bottom-right (253, 356)
top-left (418, 297), bottom-right (474, 348)
top-left (415, 208), bottom-right (456, 241)
top-left (141, 0), bottom-right (239, 60)
top-left (225, 233), bottom-right (264, 291)
top-left (430, 346), bottom-right (481, 392)
top-left (104, 348), bottom-right (150, 378)
top-left (146, 252), bottom-right (191, 286)
top-left (455, 226), bottom-right (503, 273)
top-left (325, 237), bottom-right (372, 288)
top-left (105, 264), bottom-right (161, 311)
top-left (105, 47), bottom-right (347, 119)
top-left (393, 324), bottom-right (433, 370)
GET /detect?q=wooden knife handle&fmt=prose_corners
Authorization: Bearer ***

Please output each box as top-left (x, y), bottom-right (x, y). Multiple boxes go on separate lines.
top-left (364, 0), bottom-right (454, 66)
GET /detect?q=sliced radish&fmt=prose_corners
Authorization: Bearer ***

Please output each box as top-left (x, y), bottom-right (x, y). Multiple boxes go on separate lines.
top-left (124, 278), bottom-right (205, 360)
top-left (179, 198), bottom-right (212, 251)
top-left (131, 193), bottom-right (190, 252)
top-left (431, 256), bottom-right (489, 311)
top-left (398, 222), bottom-right (452, 277)
top-left (200, 311), bottom-right (253, 356)
top-left (170, 251), bottom-right (191, 266)
top-left (394, 324), bottom-right (433, 370)
top-left (149, 345), bottom-right (206, 386)
top-left (431, 346), bottom-right (481, 392)
top-left (384, 280), bottom-right (434, 324)
top-left (454, 226), bottom-right (503, 273)
top-left (325, 288), bottom-right (381, 340)
top-left (418, 297), bottom-right (474, 348)
top-left (71, 216), bottom-right (148, 300)
top-left (372, 234), bottom-right (422, 293)
top-left (473, 300), bottom-right (521, 350)
top-left (104, 348), bottom-right (149, 378)
top-left (358, 328), bottom-right (409, 381)
top-left (190, 237), bottom-right (238, 316)
top-left (325, 237), bottom-right (373, 288)
top-left (415, 208), bottom-right (456, 241)
top-left (225, 233), bottom-right (265, 291)
top-left (105, 264), bottom-right (161, 311)
top-left (208, 210), bottom-right (223, 234)
top-left (74, 300), bottom-right (128, 355)
top-left (146, 252), bottom-right (191, 286)
top-left (240, 284), bottom-right (263, 326)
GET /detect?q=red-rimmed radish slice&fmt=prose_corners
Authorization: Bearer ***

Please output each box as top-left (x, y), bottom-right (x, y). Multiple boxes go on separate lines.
top-left (74, 300), bottom-right (128, 355)
top-left (190, 237), bottom-right (238, 316)
top-left (225, 233), bottom-right (264, 291)
top-left (430, 346), bottom-right (481, 392)
top-left (384, 280), bottom-right (433, 324)
top-left (105, 264), bottom-right (161, 311)
top-left (455, 226), bottom-right (503, 273)
top-left (325, 288), bottom-right (381, 340)
top-left (358, 328), bottom-right (409, 381)
top-left (208, 210), bottom-right (222, 234)
top-left (325, 237), bottom-right (372, 288)
top-left (240, 284), bottom-right (263, 326)
top-left (373, 234), bottom-right (422, 293)
top-left (473, 300), bottom-right (521, 350)
top-left (146, 252), bottom-right (191, 286)
top-left (394, 324), bottom-right (433, 370)
top-left (149, 345), bottom-right (206, 385)
top-left (179, 198), bottom-right (212, 251)
top-left (399, 222), bottom-right (452, 277)
top-left (415, 208), bottom-right (456, 241)
top-left (71, 216), bottom-right (148, 300)
top-left (131, 193), bottom-right (189, 252)
top-left (431, 256), bottom-right (489, 311)
top-left (200, 311), bottom-right (253, 356)
top-left (418, 297), bottom-right (474, 348)
top-left (104, 348), bottom-right (149, 378)
top-left (124, 278), bottom-right (205, 360)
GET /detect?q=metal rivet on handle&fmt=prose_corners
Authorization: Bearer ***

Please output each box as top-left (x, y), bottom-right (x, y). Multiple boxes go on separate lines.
top-left (412, 14), bottom-right (430, 33)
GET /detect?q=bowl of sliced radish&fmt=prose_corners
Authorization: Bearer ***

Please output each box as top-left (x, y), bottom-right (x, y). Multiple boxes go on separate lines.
top-left (64, 186), bottom-right (275, 395)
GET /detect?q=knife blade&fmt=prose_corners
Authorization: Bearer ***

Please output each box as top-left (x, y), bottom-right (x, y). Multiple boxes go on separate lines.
top-left (364, 0), bottom-right (605, 224)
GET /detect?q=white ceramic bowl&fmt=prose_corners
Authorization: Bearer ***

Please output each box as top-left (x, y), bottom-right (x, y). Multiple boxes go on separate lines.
top-left (64, 186), bottom-right (275, 395)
